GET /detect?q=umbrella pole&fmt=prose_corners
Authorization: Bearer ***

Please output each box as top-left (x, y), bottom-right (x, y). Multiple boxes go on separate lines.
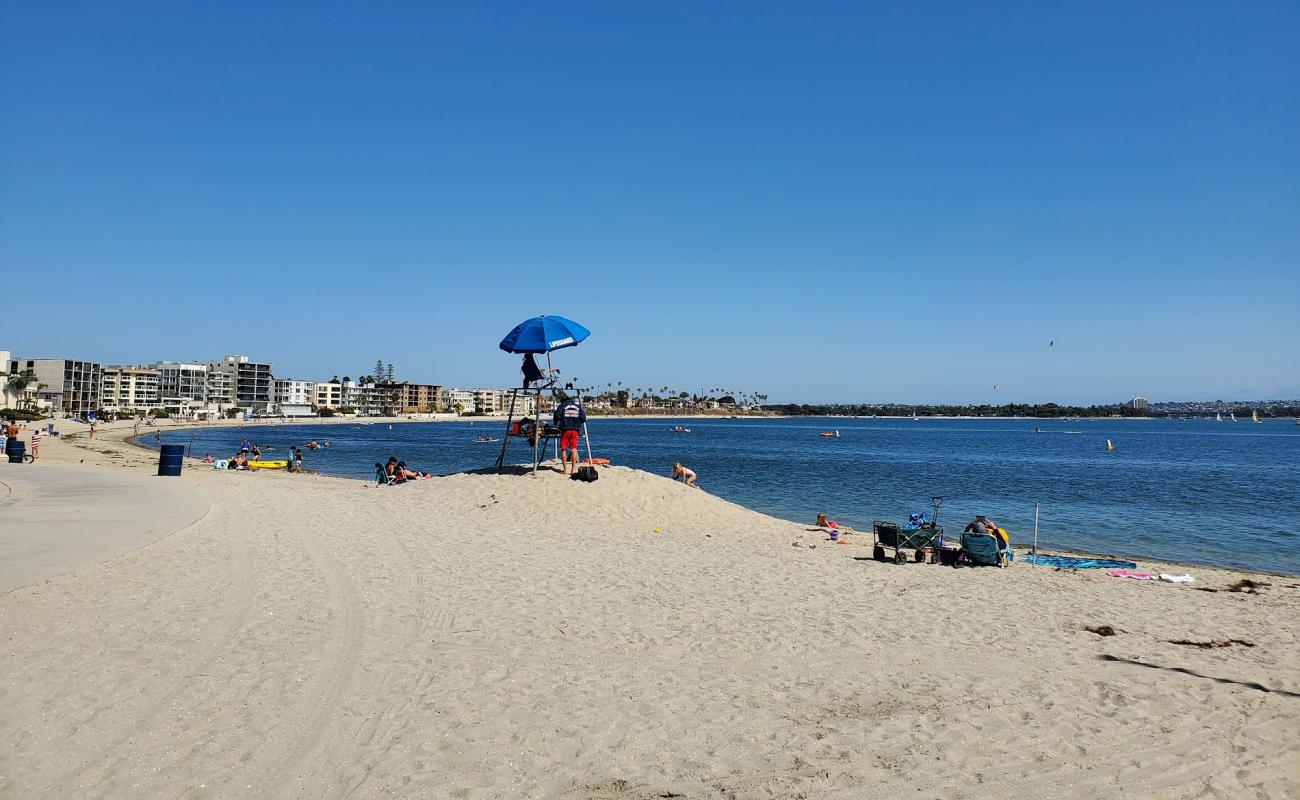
top-left (532, 383), bottom-right (540, 475)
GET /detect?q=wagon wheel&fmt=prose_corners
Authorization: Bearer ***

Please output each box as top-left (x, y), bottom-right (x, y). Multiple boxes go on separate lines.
top-left (914, 548), bottom-right (927, 563)
top-left (893, 549), bottom-right (906, 565)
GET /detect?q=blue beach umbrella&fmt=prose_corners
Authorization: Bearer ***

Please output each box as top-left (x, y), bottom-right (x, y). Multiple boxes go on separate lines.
top-left (499, 315), bottom-right (591, 354)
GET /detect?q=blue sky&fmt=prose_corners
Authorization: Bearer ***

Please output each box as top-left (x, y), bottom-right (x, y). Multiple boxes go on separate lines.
top-left (3, 1), bottom-right (1297, 404)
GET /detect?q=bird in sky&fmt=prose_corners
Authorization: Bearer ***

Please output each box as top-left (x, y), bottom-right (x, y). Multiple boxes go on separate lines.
top-left (993, 384), bottom-right (1000, 390)
top-left (1049, 340), bottom-right (1055, 347)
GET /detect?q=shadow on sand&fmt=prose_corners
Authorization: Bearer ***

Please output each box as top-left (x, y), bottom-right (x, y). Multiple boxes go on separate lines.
top-left (1099, 654), bottom-right (1300, 699)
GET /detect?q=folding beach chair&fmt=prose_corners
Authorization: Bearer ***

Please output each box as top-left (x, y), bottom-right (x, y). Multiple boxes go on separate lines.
top-left (375, 463), bottom-right (401, 486)
top-left (959, 531), bottom-right (1008, 568)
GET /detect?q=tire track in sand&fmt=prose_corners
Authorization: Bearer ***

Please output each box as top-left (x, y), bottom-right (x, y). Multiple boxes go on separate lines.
top-left (257, 519), bottom-right (366, 798)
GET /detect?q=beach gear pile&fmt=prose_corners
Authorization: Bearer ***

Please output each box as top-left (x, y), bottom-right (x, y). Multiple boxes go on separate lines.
top-left (904, 512), bottom-right (930, 529)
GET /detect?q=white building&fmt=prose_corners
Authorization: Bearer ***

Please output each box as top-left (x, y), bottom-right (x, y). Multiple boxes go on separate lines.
top-left (101, 365), bottom-right (161, 412)
top-left (0, 350), bottom-right (13, 410)
top-left (472, 388), bottom-right (507, 415)
top-left (441, 389), bottom-right (474, 415)
top-left (274, 379), bottom-right (317, 417)
top-left (341, 378), bottom-right (393, 417)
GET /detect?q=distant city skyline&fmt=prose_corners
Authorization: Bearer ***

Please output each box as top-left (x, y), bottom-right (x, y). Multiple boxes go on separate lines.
top-left (3, 3), bottom-right (1297, 404)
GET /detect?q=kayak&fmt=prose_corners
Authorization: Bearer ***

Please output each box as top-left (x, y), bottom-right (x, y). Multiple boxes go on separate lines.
top-left (581, 458), bottom-right (610, 465)
top-left (248, 460), bottom-right (289, 469)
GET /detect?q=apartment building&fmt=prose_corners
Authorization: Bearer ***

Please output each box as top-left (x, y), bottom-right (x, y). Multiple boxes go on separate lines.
top-left (6, 357), bottom-right (102, 416)
top-left (101, 365), bottom-right (161, 411)
top-left (315, 380), bottom-right (343, 410)
top-left (155, 362), bottom-right (210, 404)
top-left (378, 381), bottom-right (442, 414)
top-left (441, 389), bottom-right (474, 414)
top-left (208, 355), bottom-right (272, 410)
top-left (341, 378), bottom-right (393, 416)
top-left (273, 379), bottom-right (317, 417)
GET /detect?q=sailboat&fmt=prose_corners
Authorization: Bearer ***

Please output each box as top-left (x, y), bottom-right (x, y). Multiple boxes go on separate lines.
top-left (1230, 412), bottom-right (1237, 422)
top-left (1216, 412), bottom-right (1222, 422)
top-left (911, 408), bottom-right (919, 421)
top-left (1105, 439), bottom-right (1115, 452)
top-left (1252, 409), bottom-right (1261, 424)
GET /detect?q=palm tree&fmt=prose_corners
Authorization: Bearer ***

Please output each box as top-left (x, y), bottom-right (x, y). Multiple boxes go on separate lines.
top-left (6, 369), bottom-right (38, 410)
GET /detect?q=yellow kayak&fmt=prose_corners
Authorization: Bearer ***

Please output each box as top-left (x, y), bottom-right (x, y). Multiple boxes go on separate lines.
top-left (247, 459), bottom-right (289, 469)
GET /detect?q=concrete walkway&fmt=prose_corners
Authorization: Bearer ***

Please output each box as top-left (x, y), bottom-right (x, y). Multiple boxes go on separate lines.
top-left (0, 462), bottom-right (209, 593)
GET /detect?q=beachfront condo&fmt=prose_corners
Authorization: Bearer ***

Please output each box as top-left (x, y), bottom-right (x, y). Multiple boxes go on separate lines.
top-left (100, 365), bottom-right (162, 412)
top-left (378, 381), bottom-right (443, 415)
top-left (315, 380), bottom-right (343, 410)
top-left (273, 379), bottom-right (317, 417)
top-left (208, 355), bottom-right (273, 412)
top-left (6, 357), bottom-right (102, 416)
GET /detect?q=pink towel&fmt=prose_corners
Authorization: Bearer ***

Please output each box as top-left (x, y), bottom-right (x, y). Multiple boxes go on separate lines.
top-left (1107, 569), bottom-right (1158, 580)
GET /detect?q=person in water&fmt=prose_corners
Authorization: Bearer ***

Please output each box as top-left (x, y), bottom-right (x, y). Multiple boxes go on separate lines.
top-left (672, 462), bottom-right (698, 487)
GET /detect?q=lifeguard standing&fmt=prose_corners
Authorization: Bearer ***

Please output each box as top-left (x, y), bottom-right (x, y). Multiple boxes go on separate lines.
top-left (553, 394), bottom-right (586, 476)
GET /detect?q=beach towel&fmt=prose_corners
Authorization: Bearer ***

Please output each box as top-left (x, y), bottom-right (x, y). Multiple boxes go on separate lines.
top-left (1021, 552), bottom-right (1138, 570)
top-left (1107, 569), bottom-right (1158, 580)
top-left (1159, 573), bottom-right (1195, 583)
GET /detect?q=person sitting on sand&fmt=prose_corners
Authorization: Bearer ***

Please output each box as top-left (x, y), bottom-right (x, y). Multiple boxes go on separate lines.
top-left (815, 513), bottom-right (839, 529)
top-left (395, 460), bottom-right (422, 480)
top-left (964, 515), bottom-right (991, 534)
top-left (672, 462), bottom-right (697, 487)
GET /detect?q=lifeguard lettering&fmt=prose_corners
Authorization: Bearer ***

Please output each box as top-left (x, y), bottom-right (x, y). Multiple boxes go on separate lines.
top-left (548, 336), bottom-right (575, 348)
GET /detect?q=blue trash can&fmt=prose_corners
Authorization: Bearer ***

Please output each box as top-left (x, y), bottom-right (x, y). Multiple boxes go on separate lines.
top-left (158, 443), bottom-right (184, 476)
top-left (6, 439), bottom-right (25, 464)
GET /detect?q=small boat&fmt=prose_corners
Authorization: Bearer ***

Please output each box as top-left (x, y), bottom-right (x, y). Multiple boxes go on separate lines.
top-left (1105, 439), bottom-right (1115, 452)
top-left (247, 459), bottom-right (288, 469)
top-left (819, 432), bottom-right (835, 437)
top-left (1230, 412), bottom-right (1237, 422)
top-left (473, 435), bottom-right (499, 443)
top-left (1216, 412), bottom-right (1222, 422)
top-left (1252, 409), bottom-right (1261, 424)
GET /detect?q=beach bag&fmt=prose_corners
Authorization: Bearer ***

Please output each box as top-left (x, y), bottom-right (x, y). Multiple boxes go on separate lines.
top-left (572, 465), bottom-right (599, 483)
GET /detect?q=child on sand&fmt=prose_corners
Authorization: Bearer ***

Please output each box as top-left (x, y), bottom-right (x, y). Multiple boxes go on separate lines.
top-left (672, 462), bottom-right (697, 487)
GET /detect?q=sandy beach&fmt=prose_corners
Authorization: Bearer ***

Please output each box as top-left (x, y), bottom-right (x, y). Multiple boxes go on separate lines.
top-left (1, 418), bottom-right (1297, 799)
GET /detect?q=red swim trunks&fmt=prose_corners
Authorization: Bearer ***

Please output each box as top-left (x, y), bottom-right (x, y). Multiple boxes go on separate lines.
top-left (561, 430), bottom-right (580, 450)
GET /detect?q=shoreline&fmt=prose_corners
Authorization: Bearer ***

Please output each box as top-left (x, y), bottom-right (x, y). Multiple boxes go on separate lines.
top-left (111, 417), bottom-right (1295, 578)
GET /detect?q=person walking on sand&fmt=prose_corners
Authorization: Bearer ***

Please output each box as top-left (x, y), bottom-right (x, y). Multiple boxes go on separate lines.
top-left (30, 428), bottom-right (41, 460)
top-left (552, 393), bottom-right (586, 475)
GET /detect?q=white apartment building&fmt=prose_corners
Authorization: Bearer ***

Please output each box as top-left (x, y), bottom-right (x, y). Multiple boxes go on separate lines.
top-left (205, 369), bottom-right (235, 407)
top-left (0, 350), bottom-right (13, 410)
top-left (273, 379), bottom-right (317, 417)
top-left (341, 378), bottom-right (392, 417)
top-left (441, 389), bottom-right (474, 414)
top-left (101, 365), bottom-right (161, 411)
top-left (472, 388), bottom-right (507, 415)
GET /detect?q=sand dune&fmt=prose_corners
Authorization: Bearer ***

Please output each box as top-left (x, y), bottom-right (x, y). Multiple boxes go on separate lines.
top-left (0, 419), bottom-right (1296, 798)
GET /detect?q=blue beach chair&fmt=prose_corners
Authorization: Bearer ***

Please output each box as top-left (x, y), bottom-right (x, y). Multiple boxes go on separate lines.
top-left (959, 531), bottom-right (1008, 568)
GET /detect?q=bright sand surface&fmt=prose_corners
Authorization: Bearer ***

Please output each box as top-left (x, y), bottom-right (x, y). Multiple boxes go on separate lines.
top-left (1, 418), bottom-right (1297, 798)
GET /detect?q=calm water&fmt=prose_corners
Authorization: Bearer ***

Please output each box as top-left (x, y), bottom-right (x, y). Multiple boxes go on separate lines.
top-left (145, 417), bottom-right (1300, 575)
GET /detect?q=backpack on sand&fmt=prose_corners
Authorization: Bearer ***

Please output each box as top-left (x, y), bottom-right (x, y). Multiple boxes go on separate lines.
top-left (572, 465), bottom-right (599, 482)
